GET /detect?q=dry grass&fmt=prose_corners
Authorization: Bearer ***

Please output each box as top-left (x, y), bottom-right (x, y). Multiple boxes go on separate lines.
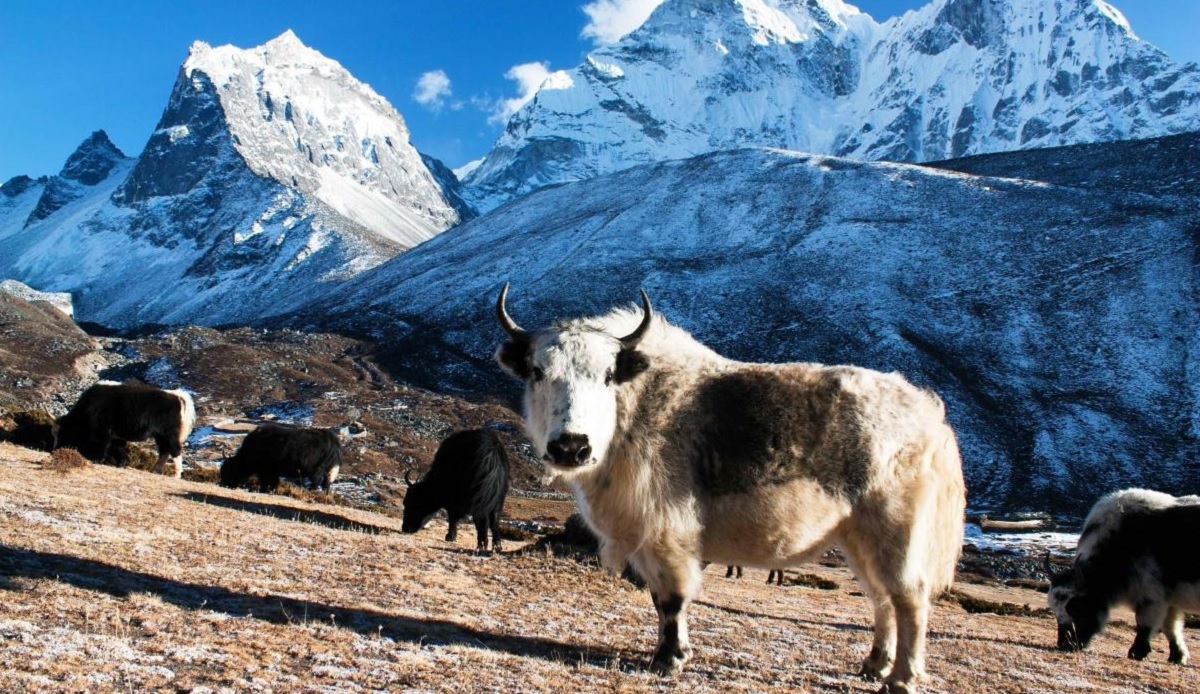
top-left (1, 441), bottom-right (1196, 693)
top-left (43, 447), bottom-right (90, 473)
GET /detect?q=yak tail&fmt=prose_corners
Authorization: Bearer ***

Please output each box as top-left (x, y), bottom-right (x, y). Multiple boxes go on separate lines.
top-left (318, 441), bottom-right (344, 488)
top-left (472, 435), bottom-right (511, 510)
top-left (170, 389), bottom-right (197, 445)
top-left (921, 424), bottom-right (966, 594)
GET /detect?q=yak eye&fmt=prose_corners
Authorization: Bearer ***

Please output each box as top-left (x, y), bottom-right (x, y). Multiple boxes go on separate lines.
top-left (604, 368), bottom-right (614, 386)
top-left (532, 367), bottom-right (545, 382)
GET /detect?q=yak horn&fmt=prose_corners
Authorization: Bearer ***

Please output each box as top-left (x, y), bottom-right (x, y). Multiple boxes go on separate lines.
top-left (496, 282), bottom-right (528, 340)
top-left (404, 469), bottom-right (416, 486)
top-left (1043, 551), bottom-right (1053, 577)
top-left (620, 289), bottom-right (654, 348)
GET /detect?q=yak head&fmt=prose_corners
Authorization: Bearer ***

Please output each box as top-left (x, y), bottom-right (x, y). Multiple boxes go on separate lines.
top-left (400, 470), bottom-right (440, 533)
top-left (1046, 554), bottom-right (1108, 652)
top-left (494, 284), bottom-right (652, 476)
top-left (219, 456), bottom-right (252, 490)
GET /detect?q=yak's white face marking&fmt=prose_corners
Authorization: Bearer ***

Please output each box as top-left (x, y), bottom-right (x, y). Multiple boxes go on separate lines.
top-left (524, 329), bottom-right (624, 475)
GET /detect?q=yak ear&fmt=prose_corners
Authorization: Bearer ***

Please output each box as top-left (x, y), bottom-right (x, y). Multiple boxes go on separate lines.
top-left (614, 348), bottom-right (650, 384)
top-left (496, 338), bottom-right (531, 380)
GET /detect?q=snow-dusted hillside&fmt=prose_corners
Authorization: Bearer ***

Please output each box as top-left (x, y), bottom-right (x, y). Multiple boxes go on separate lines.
top-left (465, 0), bottom-right (1200, 210)
top-left (0, 32), bottom-right (463, 327)
top-left (300, 133), bottom-right (1200, 513)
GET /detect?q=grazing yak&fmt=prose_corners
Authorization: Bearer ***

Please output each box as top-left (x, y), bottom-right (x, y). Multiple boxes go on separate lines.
top-left (401, 428), bottom-right (510, 554)
top-left (1048, 489), bottom-right (1200, 664)
top-left (495, 285), bottom-right (965, 694)
top-left (723, 565), bottom-right (784, 585)
top-left (220, 423), bottom-right (342, 493)
top-left (54, 381), bottom-right (196, 478)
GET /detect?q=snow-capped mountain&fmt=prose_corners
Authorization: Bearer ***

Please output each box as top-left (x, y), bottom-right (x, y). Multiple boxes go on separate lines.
top-left (300, 133), bottom-right (1200, 513)
top-left (465, 0), bottom-right (1200, 210)
top-left (0, 31), bottom-right (463, 327)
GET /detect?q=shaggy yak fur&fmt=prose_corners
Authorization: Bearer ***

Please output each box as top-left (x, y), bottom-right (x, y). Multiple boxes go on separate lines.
top-left (401, 428), bottom-right (510, 554)
top-left (54, 381), bottom-right (196, 478)
top-left (495, 284), bottom-right (965, 694)
top-left (220, 423), bottom-right (342, 493)
top-left (1048, 489), bottom-right (1200, 665)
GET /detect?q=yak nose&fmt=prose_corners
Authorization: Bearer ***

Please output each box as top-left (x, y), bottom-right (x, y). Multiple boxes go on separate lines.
top-left (547, 433), bottom-right (592, 467)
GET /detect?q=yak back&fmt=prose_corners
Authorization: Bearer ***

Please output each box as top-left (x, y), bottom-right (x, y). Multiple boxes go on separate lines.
top-left (421, 429), bottom-right (510, 516)
top-left (57, 382), bottom-right (186, 450)
top-left (1077, 503), bottom-right (1200, 601)
top-left (222, 422), bottom-right (341, 486)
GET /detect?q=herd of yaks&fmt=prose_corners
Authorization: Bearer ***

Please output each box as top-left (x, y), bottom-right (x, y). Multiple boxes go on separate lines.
top-left (26, 284), bottom-right (1199, 693)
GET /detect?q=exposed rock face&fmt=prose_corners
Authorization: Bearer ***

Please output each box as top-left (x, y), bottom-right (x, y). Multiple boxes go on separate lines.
top-left (465, 0), bottom-right (1200, 210)
top-left (302, 132), bottom-right (1200, 514)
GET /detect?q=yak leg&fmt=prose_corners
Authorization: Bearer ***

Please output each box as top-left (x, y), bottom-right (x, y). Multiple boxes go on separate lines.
top-left (108, 439), bottom-right (131, 467)
top-left (1164, 606), bottom-right (1189, 665)
top-left (473, 515), bottom-right (490, 554)
top-left (631, 542), bottom-right (702, 677)
top-left (887, 592), bottom-right (931, 694)
top-left (260, 472), bottom-right (281, 493)
top-left (841, 542), bottom-right (897, 680)
top-left (859, 594), bottom-right (898, 680)
top-left (489, 510), bottom-right (503, 554)
top-left (445, 515), bottom-right (460, 543)
top-left (152, 434), bottom-right (183, 478)
top-left (1130, 601), bottom-right (1167, 660)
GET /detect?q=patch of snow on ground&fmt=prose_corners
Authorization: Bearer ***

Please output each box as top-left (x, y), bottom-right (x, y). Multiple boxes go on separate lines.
top-left (964, 523), bottom-right (1078, 558)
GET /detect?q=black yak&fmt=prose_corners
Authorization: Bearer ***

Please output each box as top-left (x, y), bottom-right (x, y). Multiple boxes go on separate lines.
top-left (54, 381), bottom-right (195, 477)
top-left (401, 428), bottom-right (510, 554)
top-left (220, 423), bottom-right (342, 493)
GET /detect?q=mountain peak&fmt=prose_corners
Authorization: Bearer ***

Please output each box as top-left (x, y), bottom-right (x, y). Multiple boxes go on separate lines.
top-left (263, 28), bottom-right (304, 50)
top-left (60, 130), bottom-right (128, 185)
top-left (466, 0), bottom-right (1200, 211)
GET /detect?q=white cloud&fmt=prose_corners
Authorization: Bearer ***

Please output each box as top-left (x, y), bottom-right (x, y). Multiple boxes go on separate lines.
top-left (581, 0), bottom-right (665, 44)
top-left (413, 69), bottom-right (457, 112)
top-left (488, 62), bottom-right (554, 124)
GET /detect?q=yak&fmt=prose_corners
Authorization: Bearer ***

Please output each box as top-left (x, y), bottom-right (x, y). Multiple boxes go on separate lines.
top-left (1048, 488), bottom-right (1200, 664)
top-left (220, 423), bottom-right (342, 493)
top-left (723, 566), bottom-right (784, 585)
top-left (495, 284), bottom-right (965, 694)
top-left (54, 381), bottom-right (195, 478)
top-left (401, 428), bottom-right (510, 554)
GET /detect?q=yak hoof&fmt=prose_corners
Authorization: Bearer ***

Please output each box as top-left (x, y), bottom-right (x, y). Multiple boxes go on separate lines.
top-left (1128, 644), bottom-right (1151, 661)
top-left (877, 680), bottom-right (917, 694)
top-left (859, 650), bottom-right (893, 681)
top-left (1169, 651), bottom-right (1188, 665)
top-left (649, 645), bottom-right (690, 677)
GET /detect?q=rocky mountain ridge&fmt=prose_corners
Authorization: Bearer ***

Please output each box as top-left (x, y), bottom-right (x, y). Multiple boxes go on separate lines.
top-left (464, 0), bottom-right (1200, 210)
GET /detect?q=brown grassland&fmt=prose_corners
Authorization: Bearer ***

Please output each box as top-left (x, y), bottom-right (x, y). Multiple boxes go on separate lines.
top-left (1, 442), bottom-right (1196, 694)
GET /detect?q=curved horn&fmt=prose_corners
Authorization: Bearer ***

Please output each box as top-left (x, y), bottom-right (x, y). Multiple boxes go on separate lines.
top-left (1043, 551), bottom-right (1053, 577)
top-left (619, 289), bottom-right (654, 348)
top-left (496, 282), bottom-right (528, 340)
top-left (404, 469), bottom-right (416, 486)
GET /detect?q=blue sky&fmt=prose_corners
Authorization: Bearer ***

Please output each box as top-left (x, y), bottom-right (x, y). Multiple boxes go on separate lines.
top-left (1, 0), bottom-right (1196, 182)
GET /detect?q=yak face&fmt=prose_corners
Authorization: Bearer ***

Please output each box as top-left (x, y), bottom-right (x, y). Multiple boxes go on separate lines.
top-left (1048, 574), bottom-right (1107, 652)
top-left (495, 285), bottom-right (652, 476)
top-left (401, 482), bottom-right (441, 533)
top-left (519, 330), bottom-right (634, 473)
